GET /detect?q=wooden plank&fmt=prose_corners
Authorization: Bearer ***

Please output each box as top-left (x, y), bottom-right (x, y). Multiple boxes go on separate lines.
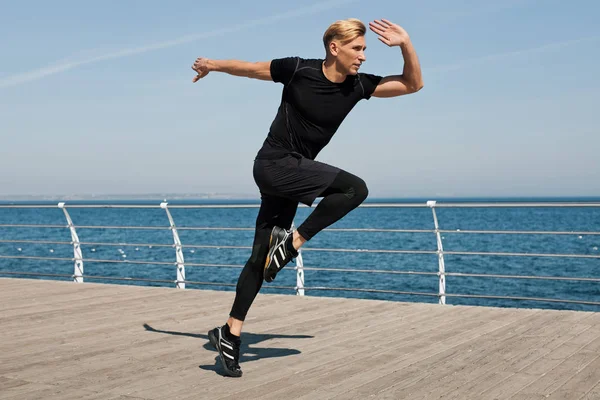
top-left (0, 377), bottom-right (29, 391)
top-left (581, 382), bottom-right (600, 400)
top-left (545, 354), bottom-right (600, 399)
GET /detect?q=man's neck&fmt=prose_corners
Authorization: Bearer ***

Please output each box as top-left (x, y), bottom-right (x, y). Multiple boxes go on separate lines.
top-left (322, 59), bottom-right (347, 83)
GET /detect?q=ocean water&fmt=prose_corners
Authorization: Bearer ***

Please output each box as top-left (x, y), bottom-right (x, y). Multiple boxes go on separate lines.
top-left (1, 197), bottom-right (599, 312)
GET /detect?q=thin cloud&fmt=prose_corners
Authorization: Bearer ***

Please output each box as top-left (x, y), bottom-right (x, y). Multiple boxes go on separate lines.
top-left (427, 36), bottom-right (600, 74)
top-left (0, 0), bottom-right (356, 89)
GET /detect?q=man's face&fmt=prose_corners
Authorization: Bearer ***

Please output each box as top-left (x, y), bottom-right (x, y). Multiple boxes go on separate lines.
top-left (332, 35), bottom-right (367, 75)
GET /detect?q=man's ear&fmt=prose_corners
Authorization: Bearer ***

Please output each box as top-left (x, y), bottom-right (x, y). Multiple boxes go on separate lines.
top-left (329, 41), bottom-right (339, 56)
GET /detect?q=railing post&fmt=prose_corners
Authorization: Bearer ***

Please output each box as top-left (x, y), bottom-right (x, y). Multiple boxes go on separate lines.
top-left (161, 202), bottom-right (185, 289)
top-left (295, 258), bottom-right (305, 297)
top-left (58, 202), bottom-right (84, 283)
top-left (428, 200), bottom-right (446, 305)
top-left (295, 251), bottom-right (305, 296)
top-left (292, 222), bottom-right (305, 296)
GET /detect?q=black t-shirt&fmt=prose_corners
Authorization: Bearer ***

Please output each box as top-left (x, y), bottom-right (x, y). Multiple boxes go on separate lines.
top-left (256, 57), bottom-right (383, 160)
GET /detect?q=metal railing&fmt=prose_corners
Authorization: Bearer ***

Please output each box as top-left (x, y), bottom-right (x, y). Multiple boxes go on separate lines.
top-left (1, 200), bottom-right (599, 308)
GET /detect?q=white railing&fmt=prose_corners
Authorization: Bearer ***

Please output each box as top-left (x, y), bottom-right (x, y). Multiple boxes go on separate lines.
top-left (1, 201), bottom-right (599, 308)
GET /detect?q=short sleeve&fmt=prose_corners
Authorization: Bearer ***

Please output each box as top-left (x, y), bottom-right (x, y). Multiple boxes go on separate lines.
top-left (270, 57), bottom-right (300, 85)
top-left (358, 73), bottom-right (383, 99)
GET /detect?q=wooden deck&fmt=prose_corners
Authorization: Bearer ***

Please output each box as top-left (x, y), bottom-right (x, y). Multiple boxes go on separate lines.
top-left (1, 278), bottom-right (600, 399)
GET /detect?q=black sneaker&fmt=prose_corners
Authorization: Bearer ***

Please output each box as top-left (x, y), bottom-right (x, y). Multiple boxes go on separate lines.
top-left (208, 327), bottom-right (242, 377)
top-left (264, 226), bottom-right (298, 283)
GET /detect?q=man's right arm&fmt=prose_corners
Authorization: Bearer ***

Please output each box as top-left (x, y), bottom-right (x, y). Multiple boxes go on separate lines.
top-left (192, 58), bottom-right (272, 82)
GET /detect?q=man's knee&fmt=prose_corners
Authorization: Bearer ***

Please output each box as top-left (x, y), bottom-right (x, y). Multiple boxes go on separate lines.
top-left (339, 173), bottom-right (368, 206)
top-left (353, 177), bottom-right (369, 205)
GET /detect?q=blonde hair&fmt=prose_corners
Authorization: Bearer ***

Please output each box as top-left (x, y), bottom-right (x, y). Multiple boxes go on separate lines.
top-left (322, 18), bottom-right (366, 50)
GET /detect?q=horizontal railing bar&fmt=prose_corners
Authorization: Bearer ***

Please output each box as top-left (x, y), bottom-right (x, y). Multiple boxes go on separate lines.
top-left (0, 240), bottom-right (173, 248)
top-left (75, 225), bottom-right (170, 230)
top-left (177, 227), bottom-right (255, 231)
top-left (71, 246), bottom-right (428, 255)
top-left (1, 202), bottom-right (599, 209)
top-left (302, 247), bottom-right (437, 254)
top-left (181, 280), bottom-right (238, 287)
top-left (0, 271), bottom-right (73, 278)
top-left (0, 240), bottom-right (242, 249)
top-left (47, 243), bottom-right (439, 254)
top-left (427, 203), bottom-right (600, 208)
top-left (0, 239), bottom-right (73, 245)
top-left (0, 272), bottom-right (428, 294)
top-left (0, 204), bottom-right (336, 209)
top-left (3, 257), bottom-right (597, 282)
top-left (4, 240), bottom-right (597, 259)
top-left (0, 224), bottom-right (67, 229)
top-left (0, 224), bottom-right (168, 230)
top-left (186, 263), bottom-right (243, 268)
top-left (76, 246), bottom-right (599, 258)
top-left (0, 256), bottom-right (174, 266)
top-left (304, 286), bottom-right (439, 296)
top-left (84, 258), bottom-right (174, 265)
top-left (175, 227), bottom-right (434, 233)
top-left (325, 228), bottom-right (434, 233)
top-left (445, 272), bottom-right (600, 282)
top-left (444, 293), bottom-right (600, 306)
top-left (0, 203), bottom-right (425, 209)
top-left (17, 225), bottom-right (433, 233)
top-left (184, 280), bottom-right (295, 291)
top-left (0, 274), bottom-right (250, 290)
top-left (82, 275), bottom-right (176, 284)
top-left (0, 259), bottom-right (247, 270)
top-left (445, 251), bottom-right (600, 259)
top-left (2, 243), bottom-right (257, 251)
top-left (0, 255), bottom-right (74, 262)
top-left (0, 272), bottom-right (417, 296)
top-left (181, 244), bottom-right (251, 250)
top-left (2, 224), bottom-right (597, 237)
top-left (3, 253), bottom-right (599, 278)
top-left (301, 267), bottom-right (438, 276)
top-left (303, 287), bottom-right (600, 305)
top-left (80, 241), bottom-right (173, 248)
top-left (0, 205), bottom-right (165, 209)
top-left (82, 276), bottom-right (295, 291)
top-left (152, 263), bottom-right (600, 282)
top-left (440, 229), bottom-right (600, 235)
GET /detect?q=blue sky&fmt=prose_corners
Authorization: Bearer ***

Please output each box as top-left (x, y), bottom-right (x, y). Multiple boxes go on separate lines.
top-left (1, 0), bottom-right (599, 199)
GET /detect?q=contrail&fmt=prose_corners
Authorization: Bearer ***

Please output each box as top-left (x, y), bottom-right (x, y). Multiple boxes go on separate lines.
top-left (0, 0), bottom-right (357, 89)
top-left (427, 36), bottom-right (599, 74)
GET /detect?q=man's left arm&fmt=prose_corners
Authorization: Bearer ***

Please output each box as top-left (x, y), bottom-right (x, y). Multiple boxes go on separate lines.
top-left (369, 19), bottom-right (424, 98)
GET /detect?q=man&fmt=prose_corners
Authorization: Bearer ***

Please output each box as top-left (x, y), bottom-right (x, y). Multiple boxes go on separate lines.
top-left (192, 18), bottom-right (423, 377)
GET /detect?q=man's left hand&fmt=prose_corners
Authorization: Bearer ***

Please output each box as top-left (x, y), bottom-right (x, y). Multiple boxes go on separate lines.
top-left (369, 19), bottom-right (410, 47)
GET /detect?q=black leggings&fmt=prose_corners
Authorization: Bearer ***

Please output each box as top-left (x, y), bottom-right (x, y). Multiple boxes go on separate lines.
top-left (229, 170), bottom-right (368, 320)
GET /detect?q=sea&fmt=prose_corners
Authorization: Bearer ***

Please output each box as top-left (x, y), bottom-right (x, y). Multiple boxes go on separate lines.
top-left (1, 197), bottom-right (599, 312)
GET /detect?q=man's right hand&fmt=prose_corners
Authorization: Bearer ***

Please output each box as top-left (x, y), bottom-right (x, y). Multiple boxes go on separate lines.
top-left (190, 59), bottom-right (272, 82)
top-left (191, 57), bottom-right (211, 82)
